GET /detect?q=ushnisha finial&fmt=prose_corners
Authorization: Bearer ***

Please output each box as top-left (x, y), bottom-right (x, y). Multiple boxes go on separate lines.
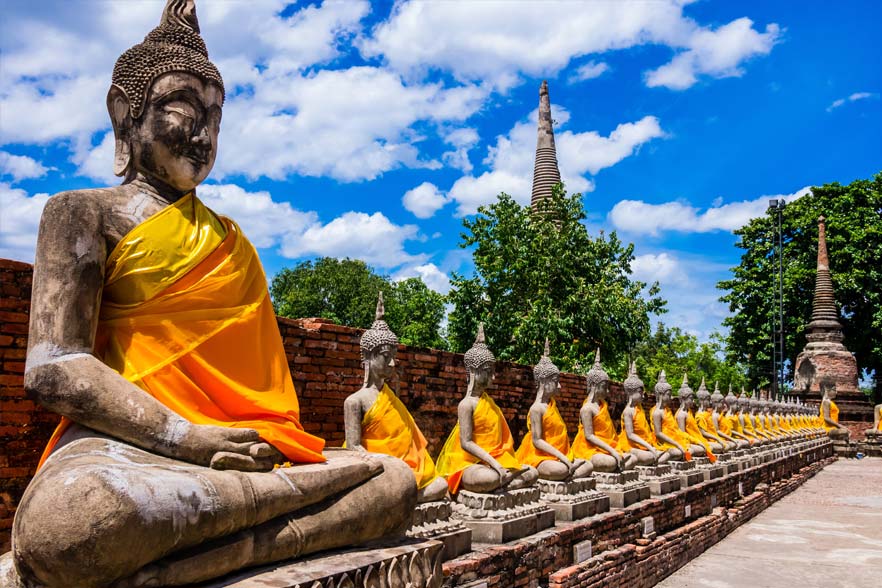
top-left (696, 377), bottom-right (710, 400)
top-left (677, 373), bottom-right (693, 399)
top-left (111, 0), bottom-right (224, 121)
top-left (710, 381), bottom-right (724, 403)
top-left (359, 292), bottom-right (399, 360)
top-left (654, 369), bottom-right (672, 396)
top-left (464, 322), bottom-right (496, 370)
top-left (585, 347), bottom-right (609, 390)
top-left (533, 338), bottom-right (560, 380)
top-left (623, 361), bottom-right (644, 395)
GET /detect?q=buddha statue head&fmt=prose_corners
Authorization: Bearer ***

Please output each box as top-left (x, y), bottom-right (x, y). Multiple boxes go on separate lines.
top-left (534, 338), bottom-right (561, 398)
top-left (725, 387), bottom-right (738, 412)
top-left (710, 382), bottom-right (725, 411)
top-left (819, 376), bottom-right (837, 400)
top-left (585, 348), bottom-right (610, 402)
top-left (108, 0), bottom-right (225, 192)
top-left (737, 388), bottom-right (750, 412)
top-left (464, 323), bottom-right (495, 394)
top-left (749, 393), bottom-right (762, 414)
top-left (359, 292), bottom-right (399, 387)
top-left (677, 373), bottom-right (694, 410)
top-left (623, 361), bottom-right (644, 406)
top-left (696, 377), bottom-right (711, 409)
top-left (654, 369), bottom-right (673, 408)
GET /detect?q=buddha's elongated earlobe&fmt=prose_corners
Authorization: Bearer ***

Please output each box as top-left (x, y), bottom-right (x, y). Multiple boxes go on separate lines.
top-left (107, 86), bottom-right (133, 178)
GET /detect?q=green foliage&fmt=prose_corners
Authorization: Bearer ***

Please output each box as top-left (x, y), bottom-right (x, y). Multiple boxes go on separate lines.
top-left (609, 323), bottom-right (750, 394)
top-left (270, 258), bottom-right (448, 349)
top-left (718, 173), bottom-right (882, 392)
top-left (446, 186), bottom-right (666, 370)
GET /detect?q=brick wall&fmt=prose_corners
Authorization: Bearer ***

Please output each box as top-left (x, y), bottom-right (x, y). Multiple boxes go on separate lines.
top-left (0, 259), bottom-right (624, 551)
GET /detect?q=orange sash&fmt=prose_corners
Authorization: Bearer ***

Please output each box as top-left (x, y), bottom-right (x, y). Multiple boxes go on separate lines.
top-left (569, 400), bottom-right (617, 459)
top-left (516, 399), bottom-right (570, 467)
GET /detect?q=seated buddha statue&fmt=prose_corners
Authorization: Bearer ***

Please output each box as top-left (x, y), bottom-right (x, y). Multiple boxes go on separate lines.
top-left (725, 388), bottom-right (754, 446)
top-left (6, 3), bottom-right (415, 587)
top-left (616, 362), bottom-right (669, 465)
top-left (748, 396), bottom-right (774, 441)
top-left (516, 339), bottom-right (593, 480)
top-left (343, 293), bottom-right (449, 503)
top-left (713, 386), bottom-right (747, 450)
top-left (737, 390), bottom-right (764, 444)
top-left (650, 370), bottom-right (692, 461)
top-left (436, 324), bottom-right (538, 493)
top-left (673, 375), bottom-right (714, 462)
top-left (819, 378), bottom-right (850, 438)
top-left (570, 349), bottom-right (637, 472)
top-left (694, 378), bottom-right (728, 454)
top-left (761, 399), bottom-right (785, 440)
top-left (875, 403), bottom-right (882, 432)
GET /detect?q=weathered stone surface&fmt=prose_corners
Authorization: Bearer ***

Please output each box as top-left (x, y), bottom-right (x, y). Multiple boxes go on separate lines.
top-left (538, 479), bottom-right (610, 521)
top-left (452, 487), bottom-right (554, 543)
top-left (407, 500), bottom-right (472, 561)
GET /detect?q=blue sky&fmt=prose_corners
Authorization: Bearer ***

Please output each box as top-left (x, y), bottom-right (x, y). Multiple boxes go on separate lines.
top-left (1, 0), bottom-right (880, 341)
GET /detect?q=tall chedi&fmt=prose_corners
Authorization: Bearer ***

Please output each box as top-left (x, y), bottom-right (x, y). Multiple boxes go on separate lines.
top-left (530, 80), bottom-right (562, 212)
top-left (792, 216), bottom-right (867, 420)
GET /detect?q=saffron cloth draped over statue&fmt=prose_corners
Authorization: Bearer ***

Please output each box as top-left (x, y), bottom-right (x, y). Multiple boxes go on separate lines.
top-left (569, 400), bottom-right (618, 459)
top-left (39, 193), bottom-right (326, 467)
top-left (516, 399), bottom-right (570, 466)
top-left (821, 401), bottom-right (840, 430)
top-left (357, 384), bottom-right (439, 489)
top-left (615, 407), bottom-right (654, 452)
top-left (684, 411), bottom-right (716, 462)
top-left (436, 393), bottom-right (521, 493)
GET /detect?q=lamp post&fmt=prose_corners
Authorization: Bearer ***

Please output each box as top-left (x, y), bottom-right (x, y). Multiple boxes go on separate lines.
top-left (768, 198), bottom-right (785, 399)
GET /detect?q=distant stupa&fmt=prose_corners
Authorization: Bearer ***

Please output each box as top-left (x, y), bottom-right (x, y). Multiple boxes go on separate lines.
top-left (792, 216), bottom-right (867, 420)
top-left (530, 80), bottom-right (562, 213)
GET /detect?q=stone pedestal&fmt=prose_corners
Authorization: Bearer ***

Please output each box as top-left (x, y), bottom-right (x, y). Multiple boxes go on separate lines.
top-left (451, 487), bottom-right (555, 544)
top-left (669, 460), bottom-right (705, 488)
top-left (407, 500), bottom-right (472, 561)
top-left (634, 464), bottom-right (680, 495)
top-left (594, 470), bottom-right (650, 507)
top-left (858, 430), bottom-right (882, 457)
top-left (692, 456), bottom-right (725, 481)
top-left (195, 539), bottom-right (444, 588)
top-left (537, 478), bottom-right (610, 521)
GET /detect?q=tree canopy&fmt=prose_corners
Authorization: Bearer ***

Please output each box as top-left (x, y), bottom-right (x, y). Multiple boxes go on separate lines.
top-left (270, 257), bottom-right (447, 349)
top-left (718, 173), bottom-right (882, 398)
top-left (446, 186), bottom-right (666, 370)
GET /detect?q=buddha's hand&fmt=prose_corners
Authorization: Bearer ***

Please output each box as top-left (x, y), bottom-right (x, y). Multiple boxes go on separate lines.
top-left (495, 466), bottom-right (514, 486)
top-left (178, 424), bottom-right (280, 471)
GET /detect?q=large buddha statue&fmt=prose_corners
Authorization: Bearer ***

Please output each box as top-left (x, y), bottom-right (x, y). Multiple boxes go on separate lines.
top-left (570, 349), bottom-right (637, 472)
top-left (616, 362), bottom-right (669, 465)
top-left (435, 324), bottom-right (538, 493)
top-left (6, 3), bottom-right (415, 587)
top-left (673, 375), bottom-right (714, 461)
top-left (344, 293), bottom-right (449, 503)
top-left (650, 370), bottom-right (692, 461)
top-left (516, 340), bottom-right (593, 480)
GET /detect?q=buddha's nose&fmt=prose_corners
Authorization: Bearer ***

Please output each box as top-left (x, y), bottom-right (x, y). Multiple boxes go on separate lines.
top-left (389, 358), bottom-right (395, 368)
top-left (192, 125), bottom-right (210, 146)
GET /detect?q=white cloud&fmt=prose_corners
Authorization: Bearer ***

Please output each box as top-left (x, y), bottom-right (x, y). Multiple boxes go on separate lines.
top-left (281, 211), bottom-right (425, 268)
top-left (568, 61), bottom-right (610, 84)
top-left (394, 262), bottom-right (451, 294)
top-left (448, 106), bottom-right (665, 215)
top-left (631, 253), bottom-right (688, 287)
top-left (609, 186), bottom-right (811, 236)
top-left (826, 91), bottom-right (878, 112)
top-left (363, 1), bottom-right (778, 90)
top-left (0, 183), bottom-right (51, 262)
top-left (72, 132), bottom-right (117, 185)
top-left (0, 151), bottom-right (51, 182)
top-left (441, 127), bottom-right (480, 173)
top-left (402, 182), bottom-right (450, 219)
top-left (645, 18), bottom-right (780, 90)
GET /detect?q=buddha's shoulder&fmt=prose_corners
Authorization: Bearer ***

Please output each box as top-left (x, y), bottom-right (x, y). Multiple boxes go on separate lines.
top-left (42, 187), bottom-right (137, 222)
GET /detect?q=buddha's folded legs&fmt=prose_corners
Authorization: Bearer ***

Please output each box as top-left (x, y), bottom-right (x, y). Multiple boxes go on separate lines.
top-left (12, 436), bottom-right (412, 588)
top-left (689, 444), bottom-right (707, 458)
top-left (537, 459), bottom-right (570, 480)
top-left (630, 448), bottom-right (656, 466)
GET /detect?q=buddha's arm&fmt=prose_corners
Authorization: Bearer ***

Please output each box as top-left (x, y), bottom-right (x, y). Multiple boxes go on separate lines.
top-left (24, 193), bottom-right (270, 469)
top-left (821, 402), bottom-right (842, 428)
top-left (581, 406), bottom-right (621, 459)
top-left (458, 400), bottom-right (506, 475)
top-left (675, 410), bottom-right (688, 432)
top-left (875, 405), bottom-right (881, 429)
top-left (623, 410), bottom-right (655, 452)
top-left (343, 394), bottom-right (366, 451)
top-left (530, 407), bottom-right (572, 466)
top-left (653, 409), bottom-right (685, 451)
top-left (712, 413), bottom-right (736, 442)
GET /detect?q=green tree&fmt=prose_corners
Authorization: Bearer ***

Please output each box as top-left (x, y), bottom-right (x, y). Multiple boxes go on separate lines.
top-left (447, 186), bottom-right (666, 370)
top-left (270, 258), bottom-right (448, 349)
top-left (718, 173), bottom-right (882, 400)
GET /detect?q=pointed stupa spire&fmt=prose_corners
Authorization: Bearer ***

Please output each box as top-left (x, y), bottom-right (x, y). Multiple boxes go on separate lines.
top-left (805, 216), bottom-right (845, 343)
top-left (530, 80), bottom-right (562, 212)
top-left (375, 290), bottom-right (385, 321)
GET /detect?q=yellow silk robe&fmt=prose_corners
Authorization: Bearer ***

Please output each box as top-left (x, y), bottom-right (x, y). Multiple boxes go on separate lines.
top-left (649, 408), bottom-right (693, 459)
top-left (569, 400), bottom-right (618, 460)
top-left (516, 399), bottom-right (570, 467)
top-left (877, 406), bottom-right (882, 431)
top-left (729, 412), bottom-right (754, 444)
top-left (616, 407), bottom-right (655, 452)
top-left (357, 384), bottom-right (439, 489)
top-left (39, 192), bottom-right (325, 468)
top-left (683, 411), bottom-right (716, 463)
top-left (821, 401), bottom-right (840, 430)
top-left (696, 409), bottom-right (722, 441)
top-left (436, 393), bottom-right (520, 493)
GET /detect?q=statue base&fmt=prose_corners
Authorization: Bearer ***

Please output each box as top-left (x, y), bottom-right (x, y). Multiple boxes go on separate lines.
top-left (669, 460), bottom-right (705, 488)
top-left (692, 457), bottom-right (725, 481)
top-left (191, 538), bottom-right (443, 588)
top-left (451, 487), bottom-right (555, 544)
top-left (594, 471), bottom-right (650, 508)
top-left (536, 478), bottom-right (610, 521)
top-left (634, 464), bottom-right (681, 495)
top-left (857, 430), bottom-right (882, 457)
top-left (407, 500), bottom-right (472, 561)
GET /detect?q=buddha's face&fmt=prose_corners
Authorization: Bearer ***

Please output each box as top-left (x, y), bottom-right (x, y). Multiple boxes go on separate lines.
top-left (539, 374), bottom-right (561, 397)
top-left (629, 389), bottom-right (643, 405)
top-left (367, 344), bottom-right (397, 381)
top-left (131, 72), bottom-right (222, 192)
top-left (471, 362), bottom-right (495, 389)
top-left (589, 379), bottom-right (609, 401)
